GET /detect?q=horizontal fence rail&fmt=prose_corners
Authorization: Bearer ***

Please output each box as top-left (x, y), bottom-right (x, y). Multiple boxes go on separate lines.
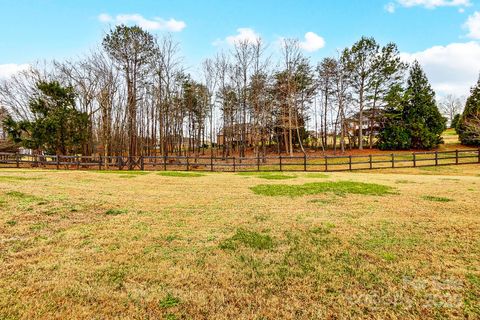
top-left (0, 149), bottom-right (479, 172)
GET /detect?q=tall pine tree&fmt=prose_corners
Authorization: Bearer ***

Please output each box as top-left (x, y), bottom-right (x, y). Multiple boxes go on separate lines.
top-left (378, 61), bottom-right (446, 150)
top-left (458, 76), bottom-right (480, 146)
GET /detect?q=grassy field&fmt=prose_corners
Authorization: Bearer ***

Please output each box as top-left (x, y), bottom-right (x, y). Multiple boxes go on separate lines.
top-left (0, 165), bottom-right (479, 319)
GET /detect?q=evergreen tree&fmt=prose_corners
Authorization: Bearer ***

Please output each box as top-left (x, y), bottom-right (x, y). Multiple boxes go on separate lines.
top-left (458, 76), bottom-right (480, 146)
top-left (378, 61), bottom-right (446, 150)
top-left (3, 81), bottom-right (88, 154)
top-left (451, 114), bottom-right (461, 133)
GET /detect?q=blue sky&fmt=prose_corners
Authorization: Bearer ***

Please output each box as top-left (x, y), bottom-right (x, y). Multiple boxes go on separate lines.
top-left (1, 0), bottom-right (480, 96)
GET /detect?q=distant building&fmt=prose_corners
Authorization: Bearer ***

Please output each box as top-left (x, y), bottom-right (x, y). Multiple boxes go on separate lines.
top-left (217, 123), bottom-right (254, 146)
top-left (345, 108), bottom-right (385, 138)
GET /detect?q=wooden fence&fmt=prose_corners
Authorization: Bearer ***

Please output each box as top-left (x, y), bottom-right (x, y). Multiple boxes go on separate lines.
top-left (0, 149), bottom-right (479, 172)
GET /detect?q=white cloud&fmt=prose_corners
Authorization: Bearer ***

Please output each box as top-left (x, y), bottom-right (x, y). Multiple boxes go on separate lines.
top-left (386, 0), bottom-right (471, 12)
top-left (464, 11), bottom-right (480, 39)
top-left (299, 32), bottom-right (326, 52)
top-left (385, 3), bottom-right (397, 13)
top-left (98, 13), bottom-right (186, 32)
top-left (401, 41), bottom-right (480, 96)
top-left (224, 28), bottom-right (261, 46)
top-left (397, 0), bottom-right (471, 8)
top-left (0, 64), bottom-right (29, 79)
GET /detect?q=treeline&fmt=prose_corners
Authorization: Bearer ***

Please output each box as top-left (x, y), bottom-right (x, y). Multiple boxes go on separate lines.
top-left (0, 25), bottom-right (478, 158)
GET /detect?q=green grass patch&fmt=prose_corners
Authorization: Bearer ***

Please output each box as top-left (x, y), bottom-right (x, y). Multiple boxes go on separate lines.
top-left (251, 181), bottom-right (395, 197)
top-left (105, 209), bottom-right (128, 215)
top-left (0, 175), bottom-right (42, 182)
top-left (421, 195), bottom-right (453, 202)
top-left (159, 293), bottom-right (181, 308)
top-left (220, 229), bottom-right (274, 250)
top-left (5, 191), bottom-right (43, 204)
top-left (158, 171), bottom-right (205, 178)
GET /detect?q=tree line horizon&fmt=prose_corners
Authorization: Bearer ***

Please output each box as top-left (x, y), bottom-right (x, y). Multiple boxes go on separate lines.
top-left (1, 24), bottom-right (479, 158)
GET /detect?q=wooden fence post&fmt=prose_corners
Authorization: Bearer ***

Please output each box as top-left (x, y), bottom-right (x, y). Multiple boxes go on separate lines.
top-left (257, 154), bottom-right (261, 171)
top-left (435, 151), bottom-right (439, 166)
top-left (325, 156), bottom-right (328, 172)
top-left (304, 154), bottom-right (307, 171)
top-left (210, 155), bottom-right (214, 172)
top-left (186, 155), bottom-right (190, 171)
top-left (57, 155), bottom-right (60, 170)
top-left (118, 156), bottom-right (122, 170)
top-left (413, 153), bottom-right (416, 168)
top-left (369, 155), bottom-right (373, 169)
top-left (98, 155), bottom-right (102, 170)
top-left (163, 155), bottom-right (167, 171)
top-left (77, 156), bottom-right (80, 170)
top-left (140, 156), bottom-right (144, 171)
top-left (15, 153), bottom-right (19, 168)
top-left (279, 156), bottom-right (282, 172)
top-left (455, 149), bottom-right (458, 165)
top-left (391, 154), bottom-right (395, 168)
top-left (349, 155), bottom-right (352, 171)
top-left (233, 157), bottom-right (236, 172)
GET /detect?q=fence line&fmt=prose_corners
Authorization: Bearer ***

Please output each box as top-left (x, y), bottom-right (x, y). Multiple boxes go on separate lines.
top-left (0, 149), bottom-right (479, 172)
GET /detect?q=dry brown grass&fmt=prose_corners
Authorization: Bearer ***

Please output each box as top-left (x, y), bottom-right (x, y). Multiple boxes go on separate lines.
top-left (0, 165), bottom-right (479, 319)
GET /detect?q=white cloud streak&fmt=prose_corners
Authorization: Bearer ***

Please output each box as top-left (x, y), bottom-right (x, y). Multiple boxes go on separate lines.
top-left (0, 64), bottom-right (29, 79)
top-left (386, 0), bottom-right (471, 13)
top-left (464, 11), bottom-right (480, 39)
top-left (98, 13), bottom-right (186, 32)
top-left (224, 28), bottom-right (261, 45)
top-left (401, 41), bottom-right (480, 97)
top-left (299, 32), bottom-right (326, 52)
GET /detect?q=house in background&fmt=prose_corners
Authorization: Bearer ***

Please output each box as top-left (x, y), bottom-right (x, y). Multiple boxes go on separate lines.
top-left (216, 123), bottom-right (254, 147)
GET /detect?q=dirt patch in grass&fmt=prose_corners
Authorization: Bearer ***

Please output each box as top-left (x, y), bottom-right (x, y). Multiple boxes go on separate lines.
top-left (251, 181), bottom-right (395, 197)
top-left (158, 171), bottom-right (205, 178)
top-left (395, 179), bottom-right (416, 184)
top-left (422, 195), bottom-right (454, 202)
top-left (237, 171), bottom-right (297, 180)
top-left (95, 171), bottom-right (150, 176)
top-left (220, 229), bottom-right (275, 250)
top-left (304, 173), bottom-right (329, 179)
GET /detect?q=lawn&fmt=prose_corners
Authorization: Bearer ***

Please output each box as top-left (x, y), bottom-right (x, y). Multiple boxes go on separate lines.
top-left (0, 166), bottom-right (479, 319)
